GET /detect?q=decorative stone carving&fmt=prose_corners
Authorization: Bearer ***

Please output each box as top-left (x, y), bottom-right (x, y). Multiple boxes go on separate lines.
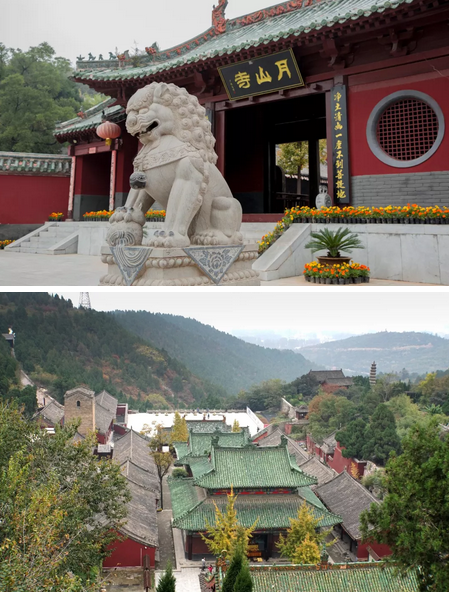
top-left (100, 244), bottom-right (259, 286)
top-left (183, 245), bottom-right (244, 285)
top-left (107, 82), bottom-right (243, 249)
top-left (110, 245), bottom-right (152, 286)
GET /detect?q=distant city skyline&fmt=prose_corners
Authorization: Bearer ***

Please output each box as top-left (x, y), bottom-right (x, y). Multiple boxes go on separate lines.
top-left (55, 291), bottom-right (449, 339)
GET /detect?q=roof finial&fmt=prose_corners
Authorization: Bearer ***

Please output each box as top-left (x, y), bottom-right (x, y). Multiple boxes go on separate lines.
top-left (212, 0), bottom-right (228, 34)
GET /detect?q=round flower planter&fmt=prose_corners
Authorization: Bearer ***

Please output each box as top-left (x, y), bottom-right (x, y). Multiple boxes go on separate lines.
top-left (317, 256), bottom-right (351, 266)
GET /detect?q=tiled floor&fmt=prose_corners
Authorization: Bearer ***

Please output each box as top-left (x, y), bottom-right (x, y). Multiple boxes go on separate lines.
top-left (0, 252), bottom-right (443, 286)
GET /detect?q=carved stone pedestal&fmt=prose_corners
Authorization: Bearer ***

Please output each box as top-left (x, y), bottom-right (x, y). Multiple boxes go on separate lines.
top-left (99, 243), bottom-right (260, 286)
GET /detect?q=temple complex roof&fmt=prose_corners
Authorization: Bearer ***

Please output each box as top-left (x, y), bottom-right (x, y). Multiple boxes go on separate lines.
top-left (230, 562), bottom-right (419, 591)
top-left (169, 477), bottom-right (340, 531)
top-left (316, 470), bottom-right (378, 540)
top-left (72, 0), bottom-right (417, 85)
top-left (257, 427), bottom-right (309, 465)
top-left (193, 441), bottom-right (317, 489)
top-left (54, 98), bottom-right (125, 141)
top-left (0, 152), bottom-right (71, 176)
top-left (174, 427), bottom-right (251, 464)
top-left (308, 370), bottom-right (353, 387)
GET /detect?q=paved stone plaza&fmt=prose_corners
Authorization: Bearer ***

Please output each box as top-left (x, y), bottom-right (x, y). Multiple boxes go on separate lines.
top-left (0, 252), bottom-right (441, 286)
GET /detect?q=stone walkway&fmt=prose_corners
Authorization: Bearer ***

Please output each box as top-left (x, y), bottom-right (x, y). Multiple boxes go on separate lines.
top-left (0, 251), bottom-right (442, 286)
top-left (154, 470), bottom-right (202, 592)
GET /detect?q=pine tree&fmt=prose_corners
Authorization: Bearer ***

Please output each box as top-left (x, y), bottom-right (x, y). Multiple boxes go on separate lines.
top-left (233, 561), bottom-right (253, 592)
top-left (156, 561), bottom-right (176, 592)
top-left (362, 404), bottom-right (401, 465)
top-left (222, 548), bottom-right (242, 592)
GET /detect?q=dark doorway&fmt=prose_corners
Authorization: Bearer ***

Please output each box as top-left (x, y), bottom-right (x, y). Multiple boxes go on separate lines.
top-left (225, 93), bottom-right (327, 214)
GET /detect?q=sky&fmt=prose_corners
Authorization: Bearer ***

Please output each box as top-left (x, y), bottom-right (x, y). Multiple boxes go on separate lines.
top-left (55, 291), bottom-right (449, 337)
top-left (1, 0), bottom-right (276, 66)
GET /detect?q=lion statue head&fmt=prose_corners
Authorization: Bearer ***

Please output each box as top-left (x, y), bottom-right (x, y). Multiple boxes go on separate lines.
top-left (126, 82), bottom-right (217, 165)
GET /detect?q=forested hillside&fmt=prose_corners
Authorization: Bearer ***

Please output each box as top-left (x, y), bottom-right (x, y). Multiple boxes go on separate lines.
top-left (113, 311), bottom-right (318, 394)
top-left (0, 293), bottom-right (226, 409)
top-left (298, 331), bottom-right (449, 375)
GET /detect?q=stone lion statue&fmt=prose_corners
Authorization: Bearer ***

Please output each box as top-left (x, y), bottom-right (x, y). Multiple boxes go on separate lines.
top-left (107, 82), bottom-right (243, 248)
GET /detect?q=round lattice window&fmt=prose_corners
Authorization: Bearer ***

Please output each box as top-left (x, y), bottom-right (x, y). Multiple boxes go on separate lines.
top-left (366, 90), bottom-right (445, 168)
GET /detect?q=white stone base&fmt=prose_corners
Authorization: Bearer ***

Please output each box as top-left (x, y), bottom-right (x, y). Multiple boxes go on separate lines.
top-left (99, 244), bottom-right (260, 286)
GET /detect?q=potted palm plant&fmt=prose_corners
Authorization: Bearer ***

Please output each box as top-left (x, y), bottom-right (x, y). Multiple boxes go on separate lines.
top-left (305, 227), bottom-right (364, 265)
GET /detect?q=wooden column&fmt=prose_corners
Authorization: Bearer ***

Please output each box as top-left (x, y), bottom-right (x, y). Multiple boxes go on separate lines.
top-left (67, 155), bottom-right (76, 220)
top-left (266, 533), bottom-right (274, 559)
top-left (215, 110), bottom-right (226, 176)
top-left (109, 149), bottom-right (117, 211)
top-left (186, 533), bottom-right (193, 560)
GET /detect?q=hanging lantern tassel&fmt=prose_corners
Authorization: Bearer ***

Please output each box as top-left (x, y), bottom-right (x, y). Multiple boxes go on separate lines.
top-left (96, 121), bottom-right (121, 146)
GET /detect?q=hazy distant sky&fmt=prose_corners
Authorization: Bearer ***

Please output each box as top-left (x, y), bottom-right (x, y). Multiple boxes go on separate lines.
top-left (2, 0), bottom-right (277, 66)
top-left (54, 291), bottom-right (449, 337)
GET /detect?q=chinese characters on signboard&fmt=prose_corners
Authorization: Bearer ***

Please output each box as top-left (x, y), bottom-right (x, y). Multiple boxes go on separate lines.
top-left (219, 49), bottom-right (304, 101)
top-left (331, 84), bottom-right (350, 204)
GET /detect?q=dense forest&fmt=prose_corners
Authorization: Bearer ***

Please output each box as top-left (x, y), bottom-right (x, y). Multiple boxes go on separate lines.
top-left (0, 293), bottom-right (227, 409)
top-left (113, 311), bottom-right (318, 394)
top-left (298, 331), bottom-right (449, 375)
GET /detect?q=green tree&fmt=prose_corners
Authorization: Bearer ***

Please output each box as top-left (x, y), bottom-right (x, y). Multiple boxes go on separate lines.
top-left (222, 548), bottom-right (243, 592)
top-left (336, 418), bottom-right (368, 459)
top-left (171, 411), bottom-right (188, 442)
top-left (146, 424), bottom-right (173, 509)
top-left (0, 402), bottom-right (130, 590)
top-left (0, 43), bottom-right (81, 153)
top-left (360, 421), bottom-right (449, 591)
top-left (276, 501), bottom-right (333, 564)
top-left (362, 404), bottom-right (401, 465)
top-left (233, 560), bottom-right (253, 592)
top-left (156, 560), bottom-right (176, 592)
top-left (307, 393), bottom-right (356, 441)
top-left (277, 140), bottom-right (327, 175)
top-left (201, 487), bottom-right (257, 560)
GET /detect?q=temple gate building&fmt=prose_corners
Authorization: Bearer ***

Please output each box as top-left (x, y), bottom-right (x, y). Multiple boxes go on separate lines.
top-left (55, 0), bottom-right (449, 221)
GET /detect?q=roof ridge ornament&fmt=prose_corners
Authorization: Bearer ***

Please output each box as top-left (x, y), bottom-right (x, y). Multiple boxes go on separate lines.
top-left (212, 0), bottom-right (228, 34)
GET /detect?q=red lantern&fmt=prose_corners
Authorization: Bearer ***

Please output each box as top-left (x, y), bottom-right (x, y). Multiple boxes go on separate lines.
top-left (96, 121), bottom-right (121, 146)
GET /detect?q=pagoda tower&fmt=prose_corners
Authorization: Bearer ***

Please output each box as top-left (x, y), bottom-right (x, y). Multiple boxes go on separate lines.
top-left (369, 361), bottom-right (377, 386)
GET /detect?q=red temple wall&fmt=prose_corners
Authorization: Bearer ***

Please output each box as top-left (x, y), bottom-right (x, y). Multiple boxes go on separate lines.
top-left (191, 535), bottom-right (211, 555)
top-left (116, 133), bottom-right (139, 196)
top-left (348, 75), bottom-right (449, 178)
top-left (327, 443), bottom-right (366, 477)
top-left (0, 174), bottom-right (69, 224)
top-left (103, 535), bottom-right (156, 568)
top-left (357, 542), bottom-right (392, 561)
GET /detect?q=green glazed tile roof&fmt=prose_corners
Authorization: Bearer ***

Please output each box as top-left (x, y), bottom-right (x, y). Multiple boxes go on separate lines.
top-left (194, 445), bottom-right (317, 489)
top-left (54, 98), bottom-right (125, 137)
top-left (245, 562), bottom-right (419, 592)
top-left (0, 152), bottom-right (71, 176)
top-left (175, 429), bottom-right (251, 465)
top-left (186, 420), bottom-right (232, 433)
top-left (189, 457), bottom-right (214, 480)
top-left (74, 0), bottom-right (416, 83)
top-left (173, 441), bottom-right (190, 461)
top-left (169, 478), bottom-right (341, 531)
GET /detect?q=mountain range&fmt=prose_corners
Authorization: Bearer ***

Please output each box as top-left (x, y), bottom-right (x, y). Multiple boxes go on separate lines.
top-left (296, 331), bottom-right (449, 375)
top-left (113, 311), bottom-right (318, 394)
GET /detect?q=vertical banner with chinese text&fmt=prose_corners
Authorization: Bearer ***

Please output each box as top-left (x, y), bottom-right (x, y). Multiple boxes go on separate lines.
top-left (331, 84), bottom-right (350, 204)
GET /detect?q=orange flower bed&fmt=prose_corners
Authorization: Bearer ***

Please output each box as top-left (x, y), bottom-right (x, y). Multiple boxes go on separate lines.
top-left (304, 260), bottom-right (370, 284)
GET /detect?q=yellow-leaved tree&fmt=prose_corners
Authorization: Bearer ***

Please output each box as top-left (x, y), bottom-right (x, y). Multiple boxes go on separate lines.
top-left (171, 411), bottom-right (189, 442)
top-left (276, 501), bottom-right (334, 564)
top-left (232, 419), bottom-right (240, 433)
top-left (201, 487), bottom-right (258, 559)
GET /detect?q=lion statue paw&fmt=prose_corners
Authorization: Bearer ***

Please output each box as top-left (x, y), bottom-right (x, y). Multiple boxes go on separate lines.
top-left (107, 207), bottom-right (146, 247)
top-left (148, 230), bottom-right (190, 249)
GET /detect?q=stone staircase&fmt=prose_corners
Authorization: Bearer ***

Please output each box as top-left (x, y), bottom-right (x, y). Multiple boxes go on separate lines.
top-left (6, 222), bottom-right (80, 254)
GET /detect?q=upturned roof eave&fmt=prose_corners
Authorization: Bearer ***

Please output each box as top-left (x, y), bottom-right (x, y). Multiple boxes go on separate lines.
top-left (70, 0), bottom-right (420, 88)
